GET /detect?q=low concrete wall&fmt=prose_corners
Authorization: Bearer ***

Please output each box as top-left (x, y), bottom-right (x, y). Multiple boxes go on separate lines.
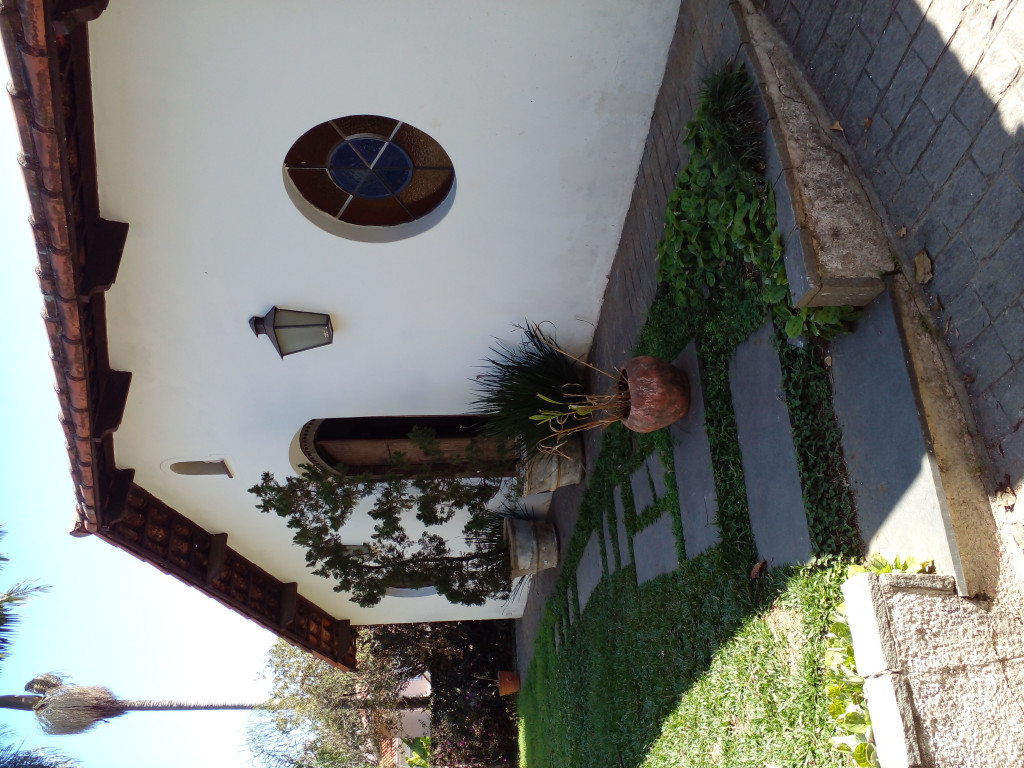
top-left (734, 0), bottom-right (892, 307)
top-left (844, 572), bottom-right (1024, 768)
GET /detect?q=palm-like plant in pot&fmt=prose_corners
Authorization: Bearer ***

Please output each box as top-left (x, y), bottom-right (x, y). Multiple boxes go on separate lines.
top-left (471, 323), bottom-right (588, 462)
top-left (472, 323), bottom-right (691, 462)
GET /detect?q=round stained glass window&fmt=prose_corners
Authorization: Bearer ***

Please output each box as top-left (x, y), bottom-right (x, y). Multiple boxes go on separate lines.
top-left (328, 137), bottom-right (414, 199)
top-left (284, 115), bottom-right (455, 242)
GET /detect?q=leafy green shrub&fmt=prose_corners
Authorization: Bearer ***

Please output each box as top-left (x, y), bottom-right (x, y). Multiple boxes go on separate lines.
top-left (429, 620), bottom-right (518, 768)
top-left (657, 61), bottom-right (857, 339)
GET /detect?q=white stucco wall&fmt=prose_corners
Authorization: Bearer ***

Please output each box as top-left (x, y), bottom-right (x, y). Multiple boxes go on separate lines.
top-left (88, 0), bottom-right (680, 623)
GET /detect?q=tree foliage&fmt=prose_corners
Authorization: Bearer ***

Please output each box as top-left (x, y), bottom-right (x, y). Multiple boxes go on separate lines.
top-left (249, 429), bottom-right (513, 607)
top-left (249, 636), bottom-right (419, 768)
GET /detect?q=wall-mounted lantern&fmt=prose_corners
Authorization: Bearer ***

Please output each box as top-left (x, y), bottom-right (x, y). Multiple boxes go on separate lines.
top-left (249, 306), bottom-right (333, 358)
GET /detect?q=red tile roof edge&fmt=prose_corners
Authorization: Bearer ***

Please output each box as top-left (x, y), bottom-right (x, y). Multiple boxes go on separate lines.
top-left (1, 3), bottom-right (359, 670)
top-left (2, 1), bottom-right (98, 533)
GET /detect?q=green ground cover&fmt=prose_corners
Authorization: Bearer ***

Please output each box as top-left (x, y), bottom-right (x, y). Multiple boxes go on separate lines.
top-left (517, 64), bottom-right (861, 768)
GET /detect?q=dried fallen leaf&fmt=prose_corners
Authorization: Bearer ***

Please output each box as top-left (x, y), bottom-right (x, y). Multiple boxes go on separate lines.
top-left (935, 294), bottom-right (944, 312)
top-left (750, 559), bottom-right (769, 579)
top-left (896, 225), bottom-right (907, 237)
top-left (963, 374), bottom-right (976, 384)
top-left (824, 355), bottom-right (833, 366)
top-left (914, 249), bottom-right (933, 284)
top-left (830, 121), bottom-right (844, 132)
top-left (1000, 475), bottom-right (1018, 498)
top-left (863, 117), bottom-right (873, 130)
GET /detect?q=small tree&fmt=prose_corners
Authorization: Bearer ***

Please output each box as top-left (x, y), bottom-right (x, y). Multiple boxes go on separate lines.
top-left (249, 637), bottom-right (425, 768)
top-left (249, 429), bottom-right (513, 607)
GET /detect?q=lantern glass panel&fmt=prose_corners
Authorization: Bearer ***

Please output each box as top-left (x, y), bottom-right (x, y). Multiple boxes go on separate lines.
top-left (276, 322), bottom-right (333, 356)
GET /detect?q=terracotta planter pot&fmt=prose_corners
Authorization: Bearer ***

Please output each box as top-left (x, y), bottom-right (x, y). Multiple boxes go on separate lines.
top-left (497, 671), bottom-right (521, 696)
top-left (619, 356), bottom-right (690, 433)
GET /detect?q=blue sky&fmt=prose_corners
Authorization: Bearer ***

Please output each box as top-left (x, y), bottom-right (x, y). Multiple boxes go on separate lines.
top-left (1, 52), bottom-right (277, 768)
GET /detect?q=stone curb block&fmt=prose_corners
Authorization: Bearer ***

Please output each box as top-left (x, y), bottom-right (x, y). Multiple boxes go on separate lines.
top-left (731, 0), bottom-right (891, 307)
top-left (842, 572), bottom-right (957, 768)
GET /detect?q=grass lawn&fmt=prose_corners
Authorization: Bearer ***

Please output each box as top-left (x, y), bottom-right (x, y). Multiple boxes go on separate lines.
top-left (517, 288), bottom-right (858, 768)
top-left (516, 63), bottom-right (861, 768)
top-left (518, 548), bottom-right (851, 768)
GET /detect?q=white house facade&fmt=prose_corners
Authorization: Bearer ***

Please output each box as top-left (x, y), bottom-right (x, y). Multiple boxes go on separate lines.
top-left (3, 0), bottom-right (680, 666)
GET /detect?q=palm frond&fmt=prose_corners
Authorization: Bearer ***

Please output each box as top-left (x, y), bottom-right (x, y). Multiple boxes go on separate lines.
top-left (34, 686), bottom-right (125, 735)
top-left (471, 322), bottom-right (585, 460)
top-left (24, 675), bottom-right (64, 695)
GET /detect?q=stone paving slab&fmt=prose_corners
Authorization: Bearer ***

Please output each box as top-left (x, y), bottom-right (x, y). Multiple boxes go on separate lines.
top-left (633, 512), bottom-right (681, 584)
top-left (613, 486), bottom-right (632, 568)
top-left (631, 453), bottom-right (670, 513)
top-left (576, 531), bottom-right (603, 614)
top-left (647, 452), bottom-right (669, 500)
top-left (763, 0), bottom-right (1024, 491)
top-left (729, 322), bottom-right (813, 565)
top-left (630, 465), bottom-right (654, 513)
top-left (602, 507), bottom-right (617, 574)
top-left (831, 289), bottom-right (965, 589)
top-left (671, 341), bottom-right (721, 559)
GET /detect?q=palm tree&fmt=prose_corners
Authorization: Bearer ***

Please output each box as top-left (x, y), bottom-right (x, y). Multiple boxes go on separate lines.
top-left (0, 674), bottom-right (259, 735)
top-left (0, 740), bottom-right (74, 768)
top-left (0, 534), bottom-right (77, 767)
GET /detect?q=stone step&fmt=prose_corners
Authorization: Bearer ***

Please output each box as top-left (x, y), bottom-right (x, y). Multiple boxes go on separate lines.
top-left (632, 512), bottom-right (680, 585)
top-left (729, 322), bottom-right (813, 565)
top-left (613, 486), bottom-right (632, 569)
top-left (831, 278), bottom-right (994, 596)
top-left (575, 531), bottom-right (603, 614)
top-left (671, 341), bottom-right (721, 559)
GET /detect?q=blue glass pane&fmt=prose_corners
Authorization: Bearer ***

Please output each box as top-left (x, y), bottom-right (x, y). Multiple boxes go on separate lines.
top-left (329, 167), bottom-right (369, 194)
top-left (375, 143), bottom-right (413, 193)
top-left (349, 137), bottom-right (387, 164)
top-left (329, 142), bottom-right (368, 170)
top-left (328, 137), bottom-right (414, 198)
top-left (357, 173), bottom-right (391, 199)
top-left (376, 143), bottom-right (409, 168)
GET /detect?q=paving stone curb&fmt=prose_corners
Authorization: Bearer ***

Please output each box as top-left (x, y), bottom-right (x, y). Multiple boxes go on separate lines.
top-left (842, 572), bottom-right (953, 768)
top-left (734, 0), bottom-right (892, 307)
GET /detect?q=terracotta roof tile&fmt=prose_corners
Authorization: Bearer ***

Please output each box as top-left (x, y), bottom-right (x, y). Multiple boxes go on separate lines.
top-left (60, 337), bottom-right (86, 381)
top-left (42, 193), bottom-right (70, 251)
top-left (57, 296), bottom-right (81, 340)
top-left (17, 161), bottom-right (46, 225)
top-left (32, 125), bottom-right (60, 191)
top-left (15, 1), bottom-right (46, 53)
top-left (2, 0), bottom-right (97, 522)
top-left (8, 88), bottom-right (34, 149)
